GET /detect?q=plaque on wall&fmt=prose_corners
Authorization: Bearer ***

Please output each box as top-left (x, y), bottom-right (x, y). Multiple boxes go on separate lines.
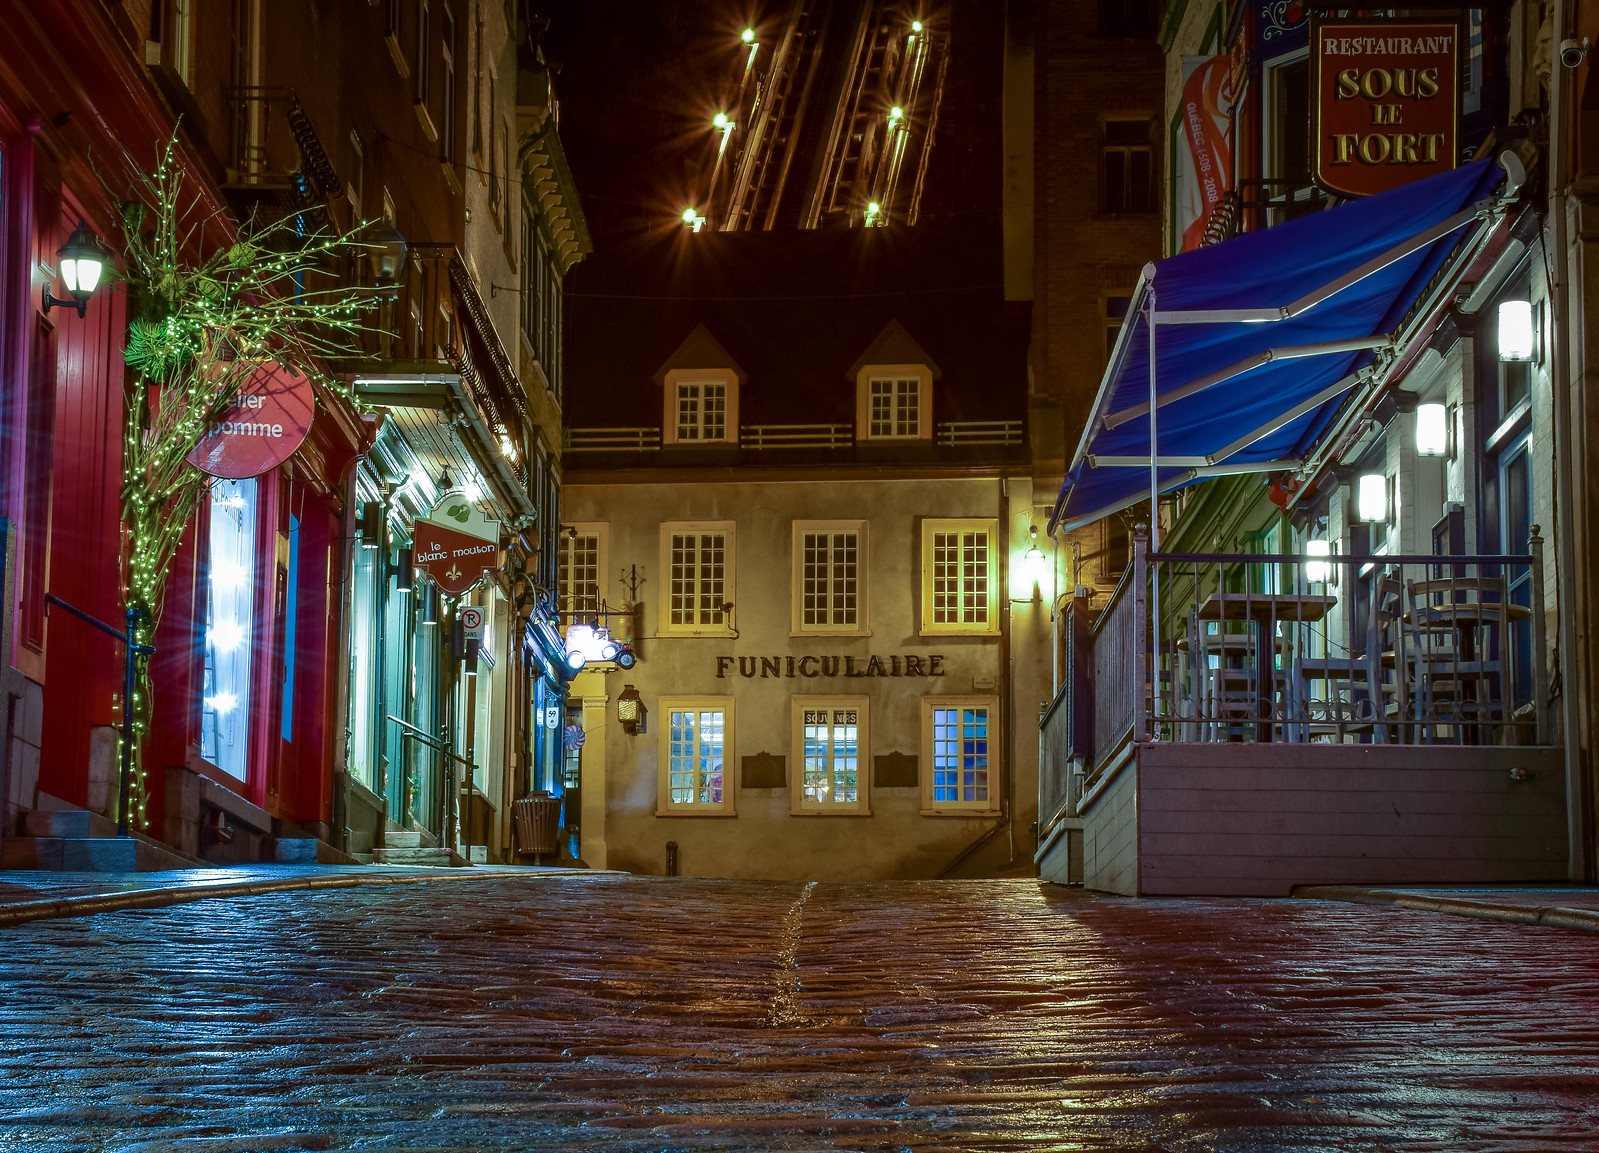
top-left (741, 752), bottom-right (786, 789)
top-left (873, 752), bottom-right (919, 788)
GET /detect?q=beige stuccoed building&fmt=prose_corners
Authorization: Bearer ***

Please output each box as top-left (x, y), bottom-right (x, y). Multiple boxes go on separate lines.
top-left (559, 227), bottom-right (1052, 880)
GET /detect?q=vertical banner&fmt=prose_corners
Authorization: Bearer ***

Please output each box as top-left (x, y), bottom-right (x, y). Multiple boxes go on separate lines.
top-left (1177, 56), bottom-right (1236, 253)
top-left (1312, 18), bottom-right (1459, 198)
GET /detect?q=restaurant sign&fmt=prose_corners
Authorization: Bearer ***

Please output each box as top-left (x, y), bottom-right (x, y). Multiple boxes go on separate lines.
top-left (1312, 18), bottom-right (1458, 199)
top-left (186, 360), bottom-right (315, 478)
top-left (412, 491), bottom-right (500, 597)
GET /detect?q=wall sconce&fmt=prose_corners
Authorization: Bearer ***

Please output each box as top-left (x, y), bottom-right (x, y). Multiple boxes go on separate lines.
top-left (1415, 402), bottom-right (1449, 458)
top-left (42, 219), bottom-right (107, 318)
top-left (1305, 539), bottom-right (1332, 584)
top-left (1357, 473), bottom-right (1389, 524)
top-left (617, 683), bottom-right (644, 735)
top-left (1498, 299), bottom-right (1536, 362)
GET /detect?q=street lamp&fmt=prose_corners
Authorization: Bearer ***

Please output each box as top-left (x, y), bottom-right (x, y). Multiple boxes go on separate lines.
top-left (1023, 526), bottom-right (1048, 591)
top-left (713, 111), bottom-right (731, 130)
top-left (889, 105), bottom-right (905, 122)
top-left (617, 683), bottom-right (643, 735)
top-left (741, 27), bottom-right (755, 43)
top-left (42, 219), bottom-right (107, 318)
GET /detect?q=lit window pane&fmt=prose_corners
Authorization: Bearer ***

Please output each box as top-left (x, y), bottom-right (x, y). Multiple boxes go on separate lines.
top-left (201, 477), bottom-right (258, 779)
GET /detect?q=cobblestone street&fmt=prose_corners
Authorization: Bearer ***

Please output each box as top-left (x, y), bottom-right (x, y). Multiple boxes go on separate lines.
top-left (3, 876), bottom-right (1599, 1151)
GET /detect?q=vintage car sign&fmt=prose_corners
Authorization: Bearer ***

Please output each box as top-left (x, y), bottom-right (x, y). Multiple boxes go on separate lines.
top-left (1312, 18), bottom-right (1459, 199)
top-left (413, 491), bottom-right (501, 597)
top-left (186, 360), bottom-right (315, 478)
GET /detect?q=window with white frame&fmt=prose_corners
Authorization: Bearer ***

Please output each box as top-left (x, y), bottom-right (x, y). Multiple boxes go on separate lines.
top-left (662, 523), bottom-right (733, 633)
top-left (921, 697), bottom-right (999, 812)
top-left (675, 381), bottom-right (727, 441)
top-left (559, 525), bottom-right (606, 626)
top-left (921, 518), bottom-right (999, 634)
top-left (792, 698), bottom-right (868, 813)
top-left (658, 697), bottom-right (733, 814)
top-left (201, 478), bottom-right (258, 781)
top-left (794, 521), bottom-right (865, 633)
top-left (868, 378), bottom-right (919, 437)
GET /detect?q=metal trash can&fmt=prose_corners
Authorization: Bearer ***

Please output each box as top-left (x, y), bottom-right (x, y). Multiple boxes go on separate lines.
top-left (514, 792), bottom-right (562, 856)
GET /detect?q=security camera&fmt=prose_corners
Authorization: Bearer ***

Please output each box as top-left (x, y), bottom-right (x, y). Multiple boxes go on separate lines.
top-left (1561, 37), bottom-right (1589, 68)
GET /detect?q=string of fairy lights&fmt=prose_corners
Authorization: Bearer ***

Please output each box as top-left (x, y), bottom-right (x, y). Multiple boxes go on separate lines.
top-left (113, 133), bottom-right (389, 829)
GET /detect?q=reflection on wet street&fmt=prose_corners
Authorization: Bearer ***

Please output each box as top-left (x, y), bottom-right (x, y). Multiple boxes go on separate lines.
top-left (2, 876), bottom-right (1597, 1149)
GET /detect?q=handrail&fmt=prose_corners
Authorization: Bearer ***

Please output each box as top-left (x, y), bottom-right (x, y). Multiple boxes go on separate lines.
top-left (386, 714), bottom-right (476, 768)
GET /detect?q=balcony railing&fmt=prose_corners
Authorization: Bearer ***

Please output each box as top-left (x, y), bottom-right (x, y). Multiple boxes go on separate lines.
top-left (1201, 179), bottom-right (1331, 246)
top-left (564, 420), bottom-right (1024, 454)
top-left (1047, 526), bottom-right (1555, 805)
top-left (222, 86), bottom-right (342, 209)
top-left (744, 424), bottom-right (853, 449)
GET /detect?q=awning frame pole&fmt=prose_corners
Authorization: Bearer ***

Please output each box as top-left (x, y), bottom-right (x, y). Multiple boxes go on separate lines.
top-left (1147, 290), bottom-right (1160, 739)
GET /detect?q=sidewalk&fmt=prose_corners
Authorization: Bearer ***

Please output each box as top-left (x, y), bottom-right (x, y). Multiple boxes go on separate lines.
top-left (1298, 885), bottom-right (1599, 934)
top-left (0, 862), bottom-right (605, 928)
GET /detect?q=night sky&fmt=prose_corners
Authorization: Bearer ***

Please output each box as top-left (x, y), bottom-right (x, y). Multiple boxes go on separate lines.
top-left (539, 0), bottom-right (1005, 248)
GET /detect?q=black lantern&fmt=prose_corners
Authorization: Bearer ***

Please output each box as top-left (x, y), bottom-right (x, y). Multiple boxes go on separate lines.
top-left (616, 684), bottom-right (644, 735)
top-left (367, 222), bottom-right (408, 284)
top-left (43, 219), bottom-right (107, 318)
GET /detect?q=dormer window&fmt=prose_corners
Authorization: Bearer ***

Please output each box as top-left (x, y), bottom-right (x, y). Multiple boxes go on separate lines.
top-left (850, 320), bottom-right (939, 443)
top-left (676, 381), bottom-right (726, 441)
top-left (656, 325), bottom-right (744, 446)
top-left (869, 378), bottom-right (920, 438)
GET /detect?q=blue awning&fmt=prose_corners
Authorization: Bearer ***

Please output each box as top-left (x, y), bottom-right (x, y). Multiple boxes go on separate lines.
top-left (1050, 158), bottom-right (1512, 533)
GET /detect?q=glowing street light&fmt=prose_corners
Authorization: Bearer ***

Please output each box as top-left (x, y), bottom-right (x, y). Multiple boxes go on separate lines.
top-left (741, 27), bottom-right (755, 43)
top-left (911, 19), bottom-right (924, 32)
top-left (681, 207), bottom-right (705, 232)
top-left (888, 105), bottom-right (904, 121)
top-left (713, 111), bottom-right (731, 130)
top-left (864, 201), bottom-right (881, 223)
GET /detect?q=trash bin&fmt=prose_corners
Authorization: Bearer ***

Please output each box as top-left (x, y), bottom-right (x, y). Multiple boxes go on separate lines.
top-left (514, 792), bottom-right (562, 856)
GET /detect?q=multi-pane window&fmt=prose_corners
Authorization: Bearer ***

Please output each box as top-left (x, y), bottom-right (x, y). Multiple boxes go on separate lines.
top-left (803, 708), bottom-right (859, 805)
top-left (869, 378), bottom-right (919, 437)
top-left (922, 698), bottom-right (998, 812)
top-left (560, 531), bottom-right (602, 625)
top-left (659, 698), bottom-right (733, 813)
top-left (923, 519), bottom-right (997, 634)
top-left (800, 528), bottom-right (859, 629)
top-left (676, 382), bottom-right (726, 441)
top-left (1101, 119), bottom-right (1154, 214)
top-left (932, 705), bottom-right (990, 804)
top-left (665, 526), bottom-right (732, 632)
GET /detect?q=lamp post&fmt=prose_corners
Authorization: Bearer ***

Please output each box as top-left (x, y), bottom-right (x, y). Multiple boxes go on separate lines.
top-left (42, 219), bottom-right (107, 318)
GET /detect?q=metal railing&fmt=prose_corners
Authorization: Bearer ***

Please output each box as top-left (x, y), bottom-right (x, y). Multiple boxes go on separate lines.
top-left (1055, 526), bottom-right (1553, 797)
top-left (222, 86), bottom-right (341, 207)
top-left (936, 420), bottom-right (1024, 447)
top-left (1201, 178), bottom-right (1331, 246)
top-left (743, 423), bottom-right (853, 449)
top-left (564, 427), bottom-right (662, 452)
top-left (388, 714), bottom-right (476, 855)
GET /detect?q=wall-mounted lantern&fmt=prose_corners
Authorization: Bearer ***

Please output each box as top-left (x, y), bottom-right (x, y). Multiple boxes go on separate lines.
top-left (367, 222), bottom-right (408, 285)
top-left (1415, 402), bottom-right (1450, 458)
top-left (617, 683), bottom-right (644, 735)
top-left (1357, 473), bottom-right (1389, 524)
top-left (42, 220), bottom-right (107, 318)
top-left (1305, 539), bottom-right (1332, 584)
top-left (1498, 299), bottom-right (1536, 362)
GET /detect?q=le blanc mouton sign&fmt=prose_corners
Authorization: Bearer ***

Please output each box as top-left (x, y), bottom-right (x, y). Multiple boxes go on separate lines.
top-left (412, 491), bottom-right (501, 597)
top-left (1312, 17), bottom-right (1459, 199)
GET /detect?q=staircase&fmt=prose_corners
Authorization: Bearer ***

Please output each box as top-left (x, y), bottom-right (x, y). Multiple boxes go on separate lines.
top-left (3, 806), bottom-right (203, 872)
top-left (371, 826), bottom-right (470, 868)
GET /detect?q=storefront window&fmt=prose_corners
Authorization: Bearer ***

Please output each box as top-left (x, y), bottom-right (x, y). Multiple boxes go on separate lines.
top-left (202, 477), bottom-right (258, 780)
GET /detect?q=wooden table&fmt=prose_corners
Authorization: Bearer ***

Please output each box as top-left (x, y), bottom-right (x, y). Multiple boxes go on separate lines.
top-left (1196, 594), bottom-right (1339, 738)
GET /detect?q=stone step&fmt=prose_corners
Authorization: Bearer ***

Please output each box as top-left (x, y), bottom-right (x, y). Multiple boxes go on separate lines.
top-left (370, 846), bottom-right (469, 868)
top-left (1, 835), bottom-right (199, 872)
top-left (381, 828), bottom-right (438, 850)
top-left (274, 838), bottom-right (362, 866)
top-left (350, 852), bottom-right (375, 865)
top-left (24, 808), bottom-right (119, 839)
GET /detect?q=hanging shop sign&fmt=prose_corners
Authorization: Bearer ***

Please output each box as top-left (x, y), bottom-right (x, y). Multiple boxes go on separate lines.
top-left (715, 654), bottom-right (947, 679)
top-left (1312, 17), bottom-right (1458, 199)
top-left (412, 491), bottom-right (501, 597)
top-left (186, 360), bottom-right (315, 478)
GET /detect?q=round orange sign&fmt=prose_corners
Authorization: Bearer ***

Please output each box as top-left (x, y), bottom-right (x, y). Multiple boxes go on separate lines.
top-left (186, 361), bottom-right (315, 479)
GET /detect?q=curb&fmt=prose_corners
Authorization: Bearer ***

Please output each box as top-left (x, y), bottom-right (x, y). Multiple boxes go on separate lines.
top-left (0, 867), bottom-right (603, 929)
top-left (1297, 885), bottom-right (1599, 935)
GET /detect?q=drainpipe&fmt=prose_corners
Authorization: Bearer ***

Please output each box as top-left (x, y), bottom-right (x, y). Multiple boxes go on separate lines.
top-left (1000, 477), bottom-right (1015, 865)
top-left (1549, 0), bottom-right (1594, 881)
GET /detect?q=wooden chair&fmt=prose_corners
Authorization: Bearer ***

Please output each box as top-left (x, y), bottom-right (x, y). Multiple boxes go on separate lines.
top-left (1289, 573), bottom-right (1403, 742)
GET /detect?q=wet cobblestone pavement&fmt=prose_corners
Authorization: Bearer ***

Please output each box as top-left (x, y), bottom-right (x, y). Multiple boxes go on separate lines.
top-left (3, 876), bottom-right (1599, 1151)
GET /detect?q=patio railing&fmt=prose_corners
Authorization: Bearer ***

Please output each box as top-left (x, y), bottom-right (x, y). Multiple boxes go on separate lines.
top-left (1046, 524), bottom-right (1554, 804)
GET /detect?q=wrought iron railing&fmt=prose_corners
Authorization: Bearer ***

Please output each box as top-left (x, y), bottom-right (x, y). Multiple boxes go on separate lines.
top-left (1049, 525), bottom-right (1555, 814)
top-left (1201, 178), bottom-right (1331, 246)
top-left (222, 86), bottom-right (342, 208)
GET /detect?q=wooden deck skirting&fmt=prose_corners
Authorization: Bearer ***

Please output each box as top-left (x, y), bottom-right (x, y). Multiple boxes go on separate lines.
top-left (1064, 742), bottom-right (1569, 897)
